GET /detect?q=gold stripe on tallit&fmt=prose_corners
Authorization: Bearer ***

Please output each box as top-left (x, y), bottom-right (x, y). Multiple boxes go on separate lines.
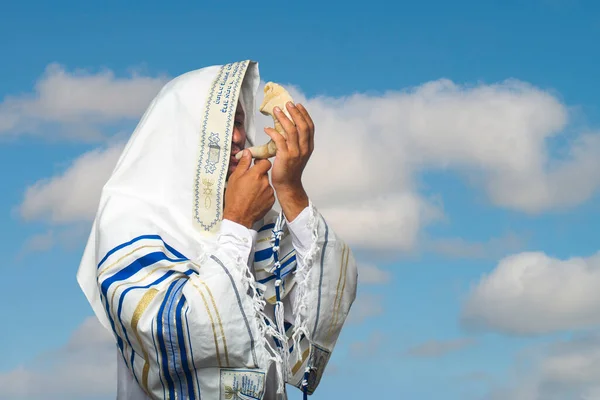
top-left (131, 288), bottom-right (159, 392)
top-left (197, 280), bottom-right (230, 367)
top-left (189, 280), bottom-right (223, 367)
top-left (326, 244), bottom-right (349, 342)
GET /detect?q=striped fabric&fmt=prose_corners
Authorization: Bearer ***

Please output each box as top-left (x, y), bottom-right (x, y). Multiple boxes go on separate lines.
top-left (97, 235), bottom-right (263, 398)
top-left (93, 204), bottom-right (358, 399)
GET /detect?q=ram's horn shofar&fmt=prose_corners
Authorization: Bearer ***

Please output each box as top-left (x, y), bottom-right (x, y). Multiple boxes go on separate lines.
top-left (235, 82), bottom-right (295, 160)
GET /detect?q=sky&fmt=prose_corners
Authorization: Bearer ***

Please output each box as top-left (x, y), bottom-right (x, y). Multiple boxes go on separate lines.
top-left (1, 0), bottom-right (600, 399)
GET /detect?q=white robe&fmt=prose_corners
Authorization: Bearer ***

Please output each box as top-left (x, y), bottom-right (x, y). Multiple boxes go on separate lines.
top-left (77, 60), bottom-right (358, 399)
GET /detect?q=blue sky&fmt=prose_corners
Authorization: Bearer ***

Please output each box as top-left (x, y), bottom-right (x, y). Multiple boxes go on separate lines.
top-left (2, 1), bottom-right (600, 399)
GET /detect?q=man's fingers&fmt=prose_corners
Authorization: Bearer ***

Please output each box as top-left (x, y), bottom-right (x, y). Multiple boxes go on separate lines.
top-left (264, 127), bottom-right (288, 155)
top-left (251, 158), bottom-right (272, 175)
top-left (286, 102), bottom-right (310, 154)
top-left (296, 103), bottom-right (315, 152)
top-left (233, 149), bottom-right (252, 176)
top-left (274, 105), bottom-right (299, 155)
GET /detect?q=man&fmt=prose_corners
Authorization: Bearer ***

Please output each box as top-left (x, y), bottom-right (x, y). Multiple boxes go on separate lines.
top-left (77, 60), bottom-right (357, 399)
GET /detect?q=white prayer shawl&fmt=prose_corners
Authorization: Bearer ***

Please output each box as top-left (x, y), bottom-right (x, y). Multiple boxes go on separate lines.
top-left (77, 60), bottom-right (358, 399)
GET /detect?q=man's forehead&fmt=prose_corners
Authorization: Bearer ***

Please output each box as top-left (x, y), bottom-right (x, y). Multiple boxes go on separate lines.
top-left (236, 101), bottom-right (245, 118)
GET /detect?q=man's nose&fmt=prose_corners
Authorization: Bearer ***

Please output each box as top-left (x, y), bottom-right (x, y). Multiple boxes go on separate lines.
top-left (232, 127), bottom-right (243, 144)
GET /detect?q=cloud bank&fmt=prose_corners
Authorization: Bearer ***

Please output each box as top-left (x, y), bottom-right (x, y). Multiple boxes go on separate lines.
top-left (0, 317), bottom-right (116, 399)
top-left (0, 63), bottom-right (167, 140)
top-left (12, 65), bottom-right (600, 253)
top-left (462, 251), bottom-right (600, 335)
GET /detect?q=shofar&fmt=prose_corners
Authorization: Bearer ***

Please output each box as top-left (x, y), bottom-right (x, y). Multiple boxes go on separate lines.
top-left (235, 82), bottom-right (295, 160)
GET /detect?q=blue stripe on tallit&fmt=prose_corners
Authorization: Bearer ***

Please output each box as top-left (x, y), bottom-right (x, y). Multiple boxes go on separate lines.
top-left (258, 264), bottom-right (296, 282)
top-left (100, 293), bottom-right (125, 365)
top-left (257, 255), bottom-right (297, 284)
top-left (128, 351), bottom-right (141, 387)
top-left (98, 234), bottom-right (186, 268)
top-left (185, 306), bottom-right (202, 399)
top-left (99, 251), bottom-right (182, 352)
top-left (121, 270), bottom-right (180, 376)
top-left (156, 279), bottom-right (181, 399)
top-left (97, 237), bottom-right (189, 376)
top-left (117, 269), bottom-right (196, 381)
top-left (150, 316), bottom-right (167, 399)
top-left (255, 245), bottom-right (294, 267)
top-left (100, 251), bottom-right (187, 297)
top-left (176, 296), bottom-right (196, 399)
top-left (123, 270), bottom-right (175, 384)
top-left (98, 252), bottom-right (188, 358)
top-left (258, 223), bottom-right (275, 232)
top-left (165, 278), bottom-right (187, 399)
top-left (254, 247), bottom-right (273, 262)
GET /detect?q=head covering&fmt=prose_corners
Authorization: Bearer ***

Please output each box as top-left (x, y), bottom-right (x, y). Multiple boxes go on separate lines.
top-left (77, 60), bottom-right (260, 332)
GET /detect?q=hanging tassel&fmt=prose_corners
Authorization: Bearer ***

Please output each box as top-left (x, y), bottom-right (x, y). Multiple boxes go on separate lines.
top-left (302, 366), bottom-right (311, 400)
top-left (271, 211), bottom-right (290, 391)
top-left (274, 353), bottom-right (285, 395)
top-left (275, 299), bottom-right (289, 380)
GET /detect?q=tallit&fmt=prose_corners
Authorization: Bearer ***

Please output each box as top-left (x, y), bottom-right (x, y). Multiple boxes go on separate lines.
top-left (77, 60), bottom-right (358, 399)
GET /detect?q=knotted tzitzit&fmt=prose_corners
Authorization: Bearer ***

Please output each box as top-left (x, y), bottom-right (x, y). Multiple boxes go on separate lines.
top-left (268, 210), bottom-right (315, 400)
top-left (271, 214), bottom-right (289, 373)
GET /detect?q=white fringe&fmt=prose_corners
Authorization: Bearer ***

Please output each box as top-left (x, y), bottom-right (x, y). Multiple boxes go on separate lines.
top-left (235, 241), bottom-right (287, 395)
top-left (290, 201), bottom-right (320, 364)
top-left (275, 299), bottom-right (289, 381)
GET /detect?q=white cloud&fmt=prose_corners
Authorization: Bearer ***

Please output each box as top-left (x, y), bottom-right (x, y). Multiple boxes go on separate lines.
top-left (255, 78), bottom-right (600, 249)
top-left (302, 79), bottom-right (599, 214)
top-left (486, 133), bottom-right (600, 213)
top-left (20, 143), bottom-right (124, 223)
top-left (255, 83), bottom-right (440, 251)
top-left (462, 251), bottom-right (600, 335)
top-left (0, 63), bottom-right (167, 140)
top-left (487, 334), bottom-right (600, 400)
top-left (0, 317), bottom-right (116, 399)
top-left (14, 69), bottom-right (600, 251)
top-left (318, 192), bottom-right (437, 251)
top-left (405, 337), bottom-right (477, 358)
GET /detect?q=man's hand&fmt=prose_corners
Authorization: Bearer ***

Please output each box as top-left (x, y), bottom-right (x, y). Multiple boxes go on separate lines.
top-left (264, 102), bottom-right (314, 221)
top-left (223, 150), bottom-right (275, 229)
